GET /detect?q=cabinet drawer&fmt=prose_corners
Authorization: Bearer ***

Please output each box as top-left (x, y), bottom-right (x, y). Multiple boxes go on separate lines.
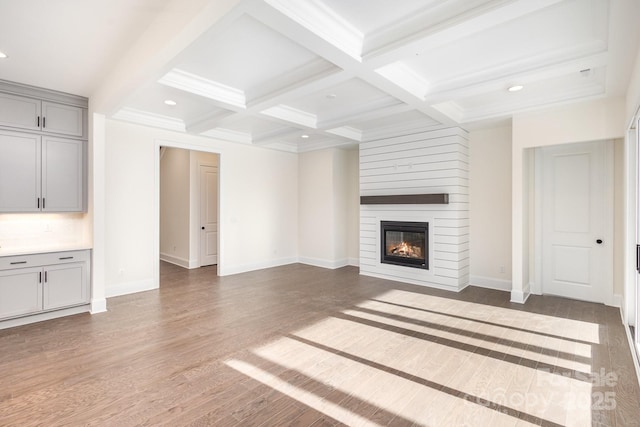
top-left (0, 250), bottom-right (90, 271)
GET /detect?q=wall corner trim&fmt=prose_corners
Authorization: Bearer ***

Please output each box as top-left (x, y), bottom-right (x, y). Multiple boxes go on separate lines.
top-left (90, 298), bottom-right (107, 314)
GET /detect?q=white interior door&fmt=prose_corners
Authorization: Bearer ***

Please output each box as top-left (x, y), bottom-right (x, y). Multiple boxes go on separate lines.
top-left (199, 165), bottom-right (218, 267)
top-left (542, 140), bottom-right (612, 303)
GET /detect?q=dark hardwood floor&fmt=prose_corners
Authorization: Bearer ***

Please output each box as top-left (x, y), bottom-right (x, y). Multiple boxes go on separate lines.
top-left (0, 262), bottom-right (638, 426)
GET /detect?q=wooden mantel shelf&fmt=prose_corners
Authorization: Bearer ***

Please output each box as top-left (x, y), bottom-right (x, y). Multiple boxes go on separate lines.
top-left (360, 194), bottom-right (449, 205)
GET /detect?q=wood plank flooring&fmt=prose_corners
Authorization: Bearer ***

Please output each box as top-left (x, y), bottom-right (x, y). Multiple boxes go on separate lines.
top-left (0, 262), bottom-right (639, 426)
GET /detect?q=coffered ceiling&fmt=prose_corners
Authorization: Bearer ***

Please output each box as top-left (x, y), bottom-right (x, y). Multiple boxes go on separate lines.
top-left (1, 0), bottom-right (639, 152)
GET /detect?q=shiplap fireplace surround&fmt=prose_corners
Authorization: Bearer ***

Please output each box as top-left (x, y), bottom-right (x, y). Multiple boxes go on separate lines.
top-left (359, 127), bottom-right (469, 292)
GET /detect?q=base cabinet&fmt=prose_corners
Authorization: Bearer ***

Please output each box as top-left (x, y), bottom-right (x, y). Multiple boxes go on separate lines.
top-left (0, 250), bottom-right (90, 321)
top-left (0, 267), bottom-right (42, 319)
top-left (43, 263), bottom-right (87, 310)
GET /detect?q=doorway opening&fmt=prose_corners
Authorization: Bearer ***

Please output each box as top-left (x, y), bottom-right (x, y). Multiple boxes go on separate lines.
top-left (159, 146), bottom-right (219, 272)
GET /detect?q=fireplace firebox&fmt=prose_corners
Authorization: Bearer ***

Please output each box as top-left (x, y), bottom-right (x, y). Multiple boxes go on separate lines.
top-left (381, 221), bottom-right (429, 269)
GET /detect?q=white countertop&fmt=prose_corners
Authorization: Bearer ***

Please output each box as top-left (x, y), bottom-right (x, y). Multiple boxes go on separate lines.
top-left (0, 244), bottom-right (92, 257)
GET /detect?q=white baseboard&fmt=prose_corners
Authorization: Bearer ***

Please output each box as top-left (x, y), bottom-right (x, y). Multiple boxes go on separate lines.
top-left (90, 298), bottom-right (107, 313)
top-left (348, 257), bottom-right (360, 267)
top-left (160, 253), bottom-right (197, 269)
top-left (298, 256), bottom-right (349, 270)
top-left (359, 270), bottom-right (465, 292)
top-left (510, 282), bottom-right (531, 304)
top-left (611, 294), bottom-right (623, 308)
top-left (470, 275), bottom-right (511, 292)
top-left (106, 278), bottom-right (157, 298)
top-left (0, 305), bottom-right (91, 330)
top-left (219, 257), bottom-right (298, 276)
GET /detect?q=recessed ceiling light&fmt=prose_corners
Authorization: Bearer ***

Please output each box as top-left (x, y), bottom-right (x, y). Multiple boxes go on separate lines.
top-left (508, 85), bottom-right (524, 92)
top-left (164, 99), bottom-right (177, 106)
top-left (0, 51), bottom-right (7, 59)
top-left (301, 134), bottom-right (310, 139)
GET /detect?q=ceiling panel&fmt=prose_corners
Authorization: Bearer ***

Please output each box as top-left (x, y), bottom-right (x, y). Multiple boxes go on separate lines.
top-left (405, 0), bottom-right (608, 90)
top-left (122, 82), bottom-right (234, 125)
top-left (284, 78), bottom-right (399, 122)
top-left (318, 0), bottom-right (442, 36)
top-left (171, 14), bottom-right (326, 95)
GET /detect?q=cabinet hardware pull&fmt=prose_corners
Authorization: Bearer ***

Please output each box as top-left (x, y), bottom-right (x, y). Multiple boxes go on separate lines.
top-left (37, 198), bottom-right (40, 209)
top-left (59, 256), bottom-right (73, 260)
top-left (37, 116), bottom-right (40, 127)
top-left (39, 272), bottom-right (42, 283)
top-left (10, 261), bottom-right (27, 265)
top-left (44, 271), bottom-right (47, 282)
top-left (43, 117), bottom-right (45, 128)
top-left (43, 198), bottom-right (45, 209)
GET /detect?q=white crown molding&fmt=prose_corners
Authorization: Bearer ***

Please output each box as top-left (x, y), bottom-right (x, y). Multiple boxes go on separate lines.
top-left (261, 104), bottom-right (318, 128)
top-left (252, 127), bottom-right (301, 145)
top-left (365, 0), bottom-right (566, 67)
top-left (158, 68), bottom-right (246, 108)
top-left (260, 141), bottom-right (300, 153)
top-left (264, 0), bottom-right (363, 60)
top-left (200, 127), bottom-right (252, 144)
top-left (297, 136), bottom-right (355, 153)
top-left (375, 62), bottom-right (429, 101)
top-left (423, 41), bottom-right (608, 101)
top-left (361, 119), bottom-right (448, 142)
top-left (112, 107), bottom-right (186, 132)
top-left (445, 80), bottom-right (606, 124)
top-left (327, 126), bottom-right (362, 142)
top-left (247, 58), bottom-right (341, 106)
top-left (431, 101), bottom-right (465, 123)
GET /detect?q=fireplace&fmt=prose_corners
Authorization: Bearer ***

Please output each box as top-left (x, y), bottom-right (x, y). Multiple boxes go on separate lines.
top-left (380, 221), bottom-right (429, 269)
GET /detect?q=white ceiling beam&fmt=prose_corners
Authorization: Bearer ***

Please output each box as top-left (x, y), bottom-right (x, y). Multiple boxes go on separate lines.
top-left (423, 51), bottom-right (610, 105)
top-left (92, 0), bottom-right (245, 115)
top-left (363, 0), bottom-right (566, 69)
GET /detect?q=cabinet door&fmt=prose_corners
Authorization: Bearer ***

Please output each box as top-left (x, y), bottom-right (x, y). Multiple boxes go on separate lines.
top-left (0, 93), bottom-right (41, 131)
top-left (42, 137), bottom-right (84, 212)
top-left (0, 267), bottom-right (43, 319)
top-left (0, 131), bottom-right (41, 212)
top-left (43, 263), bottom-right (88, 310)
top-left (41, 102), bottom-right (83, 137)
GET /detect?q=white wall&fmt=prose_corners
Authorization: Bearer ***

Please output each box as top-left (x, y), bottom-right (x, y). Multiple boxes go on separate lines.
top-left (104, 119), bottom-right (299, 296)
top-left (469, 126), bottom-right (512, 290)
top-left (299, 149), bottom-right (334, 265)
top-left (0, 213), bottom-right (89, 251)
top-left (159, 147), bottom-right (190, 266)
top-left (298, 147), bottom-right (358, 269)
top-left (105, 121), bottom-right (157, 297)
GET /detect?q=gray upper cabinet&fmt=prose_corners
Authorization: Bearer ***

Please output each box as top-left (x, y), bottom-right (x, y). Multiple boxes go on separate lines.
top-left (0, 130), bottom-right (85, 212)
top-left (0, 92), bottom-right (85, 138)
top-left (0, 81), bottom-right (87, 213)
top-left (42, 136), bottom-right (84, 212)
top-left (41, 101), bottom-right (84, 137)
top-left (0, 131), bottom-right (41, 212)
top-left (0, 93), bottom-right (41, 132)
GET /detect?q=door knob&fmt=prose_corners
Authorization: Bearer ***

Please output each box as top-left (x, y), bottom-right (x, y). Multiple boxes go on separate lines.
top-left (596, 239), bottom-right (603, 244)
